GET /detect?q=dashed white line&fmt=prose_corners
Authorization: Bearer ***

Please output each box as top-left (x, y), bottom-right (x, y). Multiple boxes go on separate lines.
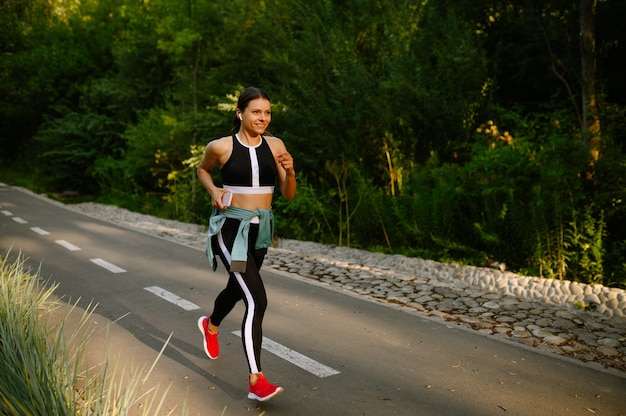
top-left (90, 258), bottom-right (127, 273)
top-left (31, 227), bottom-right (50, 235)
top-left (144, 286), bottom-right (200, 311)
top-left (4, 202), bottom-right (339, 379)
top-left (232, 330), bottom-right (341, 378)
top-left (140, 283), bottom-right (339, 377)
top-left (55, 240), bottom-right (81, 251)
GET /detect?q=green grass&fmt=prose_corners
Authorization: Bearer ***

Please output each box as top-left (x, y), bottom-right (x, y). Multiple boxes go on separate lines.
top-left (0, 250), bottom-right (179, 415)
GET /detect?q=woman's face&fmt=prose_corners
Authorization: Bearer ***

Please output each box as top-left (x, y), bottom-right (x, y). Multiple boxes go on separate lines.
top-left (240, 97), bottom-right (272, 135)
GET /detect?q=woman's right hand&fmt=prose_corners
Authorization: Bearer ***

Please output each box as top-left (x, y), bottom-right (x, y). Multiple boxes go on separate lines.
top-left (210, 188), bottom-right (228, 210)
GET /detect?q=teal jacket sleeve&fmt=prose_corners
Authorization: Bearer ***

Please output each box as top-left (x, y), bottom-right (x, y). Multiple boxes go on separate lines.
top-left (206, 207), bottom-right (274, 273)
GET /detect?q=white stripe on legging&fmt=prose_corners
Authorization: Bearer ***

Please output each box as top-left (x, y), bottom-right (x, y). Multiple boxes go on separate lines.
top-left (218, 231), bottom-right (260, 373)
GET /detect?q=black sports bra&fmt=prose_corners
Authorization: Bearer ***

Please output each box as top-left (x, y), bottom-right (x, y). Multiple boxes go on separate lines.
top-left (220, 134), bottom-right (276, 194)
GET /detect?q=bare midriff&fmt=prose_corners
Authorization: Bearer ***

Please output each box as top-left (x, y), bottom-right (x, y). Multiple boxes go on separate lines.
top-left (231, 193), bottom-right (273, 211)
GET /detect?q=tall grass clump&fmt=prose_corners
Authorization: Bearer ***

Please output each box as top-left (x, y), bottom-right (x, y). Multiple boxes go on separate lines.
top-left (0, 251), bottom-right (178, 415)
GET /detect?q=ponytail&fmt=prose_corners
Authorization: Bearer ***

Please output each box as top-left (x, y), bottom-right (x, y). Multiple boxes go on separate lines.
top-left (231, 115), bottom-right (241, 134)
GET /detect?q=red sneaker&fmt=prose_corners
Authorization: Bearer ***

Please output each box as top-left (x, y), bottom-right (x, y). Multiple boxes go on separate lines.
top-left (197, 316), bottom-right (219, 359)
top-left (248, 373), bottom-right (284, 402)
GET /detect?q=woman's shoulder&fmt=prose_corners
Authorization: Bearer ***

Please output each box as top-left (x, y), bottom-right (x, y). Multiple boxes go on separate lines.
top-left (204, 135), bottom-right (233, 156)
top-left (212, 134), bottom-right (233, 143)
top-left (207, 135), bottom-right (233, 148)
top-left (263, 135), bottom-right (287, 155)
top-left (263, 134), bottom-right (286, 149)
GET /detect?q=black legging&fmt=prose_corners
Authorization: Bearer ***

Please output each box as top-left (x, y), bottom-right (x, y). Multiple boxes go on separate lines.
top-left (209, 218), bottom-right (268, 374)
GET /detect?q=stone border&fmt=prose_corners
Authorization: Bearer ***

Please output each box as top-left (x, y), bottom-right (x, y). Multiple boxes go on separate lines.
top-left (272, 239), bottom-right (626, 318)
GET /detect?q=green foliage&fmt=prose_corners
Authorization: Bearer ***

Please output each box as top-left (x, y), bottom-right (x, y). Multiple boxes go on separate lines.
top-left (1, 0), bottom-right (625, 288)
top-left (564, 208), bottom-right (605, 283)
top-left (1, 255), bottom-right (75, 414)
top-left (34, 110), bottom-right (124, 193)
top-left (461, 108), bottom-right (600, 280)
top-left (0, 252), bottom-right (176, 415)
top-left (273, 175), bottom-right (335, 244)
top-left (161, 143), bottom-right (213, 223)
top-left (393, 160), bottom-right (486, 263)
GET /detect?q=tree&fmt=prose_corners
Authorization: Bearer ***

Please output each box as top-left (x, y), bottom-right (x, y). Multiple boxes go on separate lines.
top-left (580, 0), bottom-right (600, 161)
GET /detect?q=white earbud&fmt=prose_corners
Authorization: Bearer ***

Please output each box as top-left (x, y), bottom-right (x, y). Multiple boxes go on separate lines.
top-left (238, 114), bottom-right (242, 120)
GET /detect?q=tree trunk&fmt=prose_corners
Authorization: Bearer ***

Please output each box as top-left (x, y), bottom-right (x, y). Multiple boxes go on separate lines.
top-left (580, 0), bottom-right (600, 162)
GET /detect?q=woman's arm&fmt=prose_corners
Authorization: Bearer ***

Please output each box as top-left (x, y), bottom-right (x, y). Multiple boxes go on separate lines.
top-left (269, 137), bottom-right (297, 201)
top-left (198, 138), bottom-right (231, 209)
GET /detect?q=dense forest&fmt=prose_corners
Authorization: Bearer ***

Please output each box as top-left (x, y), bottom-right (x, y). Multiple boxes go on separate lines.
top-left (1, 0), bottom-right (625, 287)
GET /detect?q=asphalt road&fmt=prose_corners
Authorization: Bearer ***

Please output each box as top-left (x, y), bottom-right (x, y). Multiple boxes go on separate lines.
top-left (1, 183), bottom-right (625, 416)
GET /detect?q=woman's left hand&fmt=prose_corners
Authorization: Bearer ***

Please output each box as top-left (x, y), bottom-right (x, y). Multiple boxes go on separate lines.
top-left (277, 151), bottom-right (294, 173)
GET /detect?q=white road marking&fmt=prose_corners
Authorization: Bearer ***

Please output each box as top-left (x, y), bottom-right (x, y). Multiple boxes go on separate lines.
top-left (55, 240), bottom-right (81, 251)
top-left (90, 258), bottom-right (126, 273)
top-left (1, 197), bottom-right (338, 379)
top-left (232, 330), bottom-right (341, 378)
top-left (31, 227), bottom-right (50, 235)
top-left (144, 286), bottom-right (200, 311)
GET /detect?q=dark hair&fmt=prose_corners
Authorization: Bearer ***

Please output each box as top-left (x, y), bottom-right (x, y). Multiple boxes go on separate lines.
top-left (231, 87), bottom-right (271, 133)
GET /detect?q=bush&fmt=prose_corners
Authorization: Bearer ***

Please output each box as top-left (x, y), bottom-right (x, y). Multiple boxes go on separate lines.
top-left (0, 251), bottom-right (177, 415)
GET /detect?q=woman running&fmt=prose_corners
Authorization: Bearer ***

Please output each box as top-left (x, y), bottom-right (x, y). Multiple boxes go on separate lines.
top-left (196, 87), bottom-right (296, 402)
